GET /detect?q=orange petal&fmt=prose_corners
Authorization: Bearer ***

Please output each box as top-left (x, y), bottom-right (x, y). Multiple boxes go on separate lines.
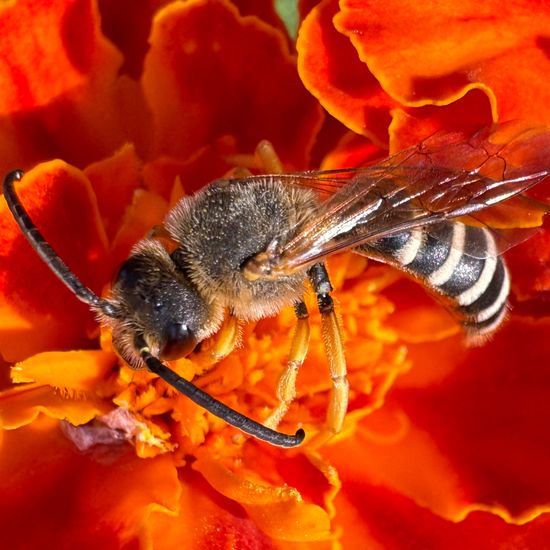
top-left (0, 416), bottom-right (180, 548)
top-left (150, 466), bottom-right (302, 549)
top-left (84, 143), bottom-right (143, 242)
top-left (0, 0), bottom-right (116, 112)
top-left (327, 316), bottom-right (550, 523)
top-left (297, 0), bottom-right (395, 147)
top-left (506, 225), bottom-right (550, 302)
top-left (0, 0), bottom-right (143, 174)
top-left (0, 384), bottom-right (108, 429)
top-left (142, 0), bottom-right (322, 169)
top-left (109, 188), bottom-right (169, 269)
top-left (389, 94), bottom-right (494, 152)
top-left (194, 455), bottom-right (332, 541)
top-left (232, 0), bottom-right (289, 35)
top-left (0, 161), bottom-right (110, 361)
top-left (96, 0), bottom-right (170, 79)
top-left (10, 350), bottom-right (116, 392)
top-left (333, 471), bottom-right (550, 549)
top-left (142, 137), bottom-right (237, 200)
top-left (335, 0), bottom-right (550, 122)
top-left (383, 278), bottom-right (460, 343)
top-left (320, 131), bottom-right (384, 170)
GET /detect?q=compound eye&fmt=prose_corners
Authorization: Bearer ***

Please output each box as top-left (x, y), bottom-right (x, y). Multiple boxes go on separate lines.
top-left (160, 323), bottom-right (197, 360)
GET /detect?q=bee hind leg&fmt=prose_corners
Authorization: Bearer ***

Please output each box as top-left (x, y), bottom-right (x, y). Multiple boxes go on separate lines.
top-left (308, 263), bottom-right (349, 448)
top-left (264, 301), bottom-right (310, 429)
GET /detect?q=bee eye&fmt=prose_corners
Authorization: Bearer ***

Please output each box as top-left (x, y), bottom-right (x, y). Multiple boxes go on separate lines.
top-left (160, 323), bottom-right (197, 360)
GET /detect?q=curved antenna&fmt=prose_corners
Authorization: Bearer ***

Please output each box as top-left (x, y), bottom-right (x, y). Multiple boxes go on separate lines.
top-left (2, 170), bottom-right (118, 318)
top-left (140, 347), bottom-right (305, 447)
top-left (3, 169), bottom-right (305, 447)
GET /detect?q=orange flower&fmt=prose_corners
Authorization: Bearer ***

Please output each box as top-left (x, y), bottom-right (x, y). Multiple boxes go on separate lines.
top-left (1, 0), bottom-right (550, 548)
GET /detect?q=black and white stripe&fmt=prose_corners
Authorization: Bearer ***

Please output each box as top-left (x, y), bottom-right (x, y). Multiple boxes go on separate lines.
top-left (357, 222), bottom-right (509, 339)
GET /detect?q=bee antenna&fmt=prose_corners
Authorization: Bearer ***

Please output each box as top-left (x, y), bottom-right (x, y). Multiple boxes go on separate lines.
top-left (2, 170), bottom-right (118, 318)
top-left (139, 346), bottom-right (305, 447)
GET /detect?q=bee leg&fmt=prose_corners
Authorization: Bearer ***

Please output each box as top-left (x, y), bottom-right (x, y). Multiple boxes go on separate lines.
top-left (210, 312), bottom-right (240, 361)
top-left (308, 263), bottom-right (348, 447)
top-left (264, 301), bottom-right (310, 429)
top-left (193, 313), bottom-right (240, 369)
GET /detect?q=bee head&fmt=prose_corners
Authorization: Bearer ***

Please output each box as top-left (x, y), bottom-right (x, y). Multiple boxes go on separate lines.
top-left (112, 240), bottom-right (222, 364)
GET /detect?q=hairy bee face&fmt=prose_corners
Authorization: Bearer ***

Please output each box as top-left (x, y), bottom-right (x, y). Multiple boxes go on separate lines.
top-left (108, 239), bottom-right (223, 367)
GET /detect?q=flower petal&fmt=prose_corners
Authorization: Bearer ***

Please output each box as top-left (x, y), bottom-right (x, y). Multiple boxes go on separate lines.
top-left (149, 466), bottom-right (293, 549)
top-left (333, 471), bottom-right (550, 549)
top-left (84, 143), bottom-right (143, 242)
top-left (0, 384), bottom-right (108, 429)
top-left (194, 454), bottom-right (332, 541)
top-left (0, 416), bottom-right (180, 548)
top-left (0, 0), bottom-right (143, 173)
top-left (297, 0), bottom-right (395, 146)
top-left (335, 0), bottom-right (550, 122)
top-left (0, 161), bottom-right (111, 361)
top-left (142, 0), bottom-right (322, 169)
top-left (327, 316), bottom-right (550, 522)
top-left (10, 349), bottom-right (116, 392)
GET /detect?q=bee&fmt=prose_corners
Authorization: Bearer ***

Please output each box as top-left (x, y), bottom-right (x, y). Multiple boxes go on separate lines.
top-left (3, 123), bottom-right (549, 447)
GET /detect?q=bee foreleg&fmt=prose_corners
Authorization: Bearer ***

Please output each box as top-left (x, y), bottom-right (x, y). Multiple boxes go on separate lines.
top-left (191, 313), bottom-right (240, 371)
top-left (264, 301), bottom-right (310, 430)
top-left (209, 313), bottom-right (240, 362)
top-left (308, 263), bottom-right (348, 447)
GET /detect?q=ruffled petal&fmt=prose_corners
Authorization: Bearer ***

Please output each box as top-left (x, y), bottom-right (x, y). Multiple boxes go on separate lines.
top-left (0, 416), bottom-right (180, 548)
top-left (334, 0), bottom-right (550, 122)
top-left (325, 316), bottom-right (550, 524)
top-left (142, 0), bottom-right (322, 169)
top-left (194, 454), bottom-right (332, 541)
top-left (84, 143), bottom-right (143, 242)
top-left (332, 469), bottom-right (550, 549)
top-left (10, 349), bottom-right (116, 392)
top-left (149, 466), bottom-right (316, 550)
top-left (297, 0), bottom-right (395, 146)
top-left (0, 0), bottom-right (146, 173)
top-left (0, 161), bottom-right (110, 361)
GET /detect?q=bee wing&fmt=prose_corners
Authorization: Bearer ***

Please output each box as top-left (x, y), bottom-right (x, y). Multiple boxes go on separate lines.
top-left (270, 168), bottom-right (547, 271)
top-left (253, 125), bottom-right (550, 274)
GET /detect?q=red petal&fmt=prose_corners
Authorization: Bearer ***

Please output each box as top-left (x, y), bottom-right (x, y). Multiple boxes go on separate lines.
top-left (142, 0), bottom-right (322, 169)
top-left (297, 0), bottom-right (395, 147)
top-left (0, 416), bottom-right (180, 548)
top-left (0, 162), bottom-right (110, 361)
top-left (335, 0), bottom-right (550, 123)
top-left (0, 0), bottom-right (141, 173)
top-left (84, 143), bottom-right (143, 242)
top-left (333, 473), bottom-right (550, 549)
top-left (326, 316), bottom-right (550, 522)
top-left (389, 93), bottom-right (494, 152)
top-left (149, 466), bottom-right (287, 549)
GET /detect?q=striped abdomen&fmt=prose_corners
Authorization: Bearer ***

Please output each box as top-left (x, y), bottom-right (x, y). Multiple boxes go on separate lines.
top-left (357, 222), bottom-right (510, 339)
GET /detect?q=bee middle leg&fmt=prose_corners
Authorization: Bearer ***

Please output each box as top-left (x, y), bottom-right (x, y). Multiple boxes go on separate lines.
top-left (264, 300), bottom-right (310, 429)
top-left (308, 263), bottom-right (348, 447)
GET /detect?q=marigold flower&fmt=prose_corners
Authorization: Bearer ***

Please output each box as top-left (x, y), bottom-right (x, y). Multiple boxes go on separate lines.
top-left (1, 0), bottom-right (550, 548)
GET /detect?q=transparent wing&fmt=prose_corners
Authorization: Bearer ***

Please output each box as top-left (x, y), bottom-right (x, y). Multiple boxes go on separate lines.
top-left (244, 124), bottom-right (550, 276)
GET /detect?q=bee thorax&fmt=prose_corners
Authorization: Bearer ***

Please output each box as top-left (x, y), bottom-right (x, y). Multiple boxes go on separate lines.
top-left (165, 177), bottom-right (317, 320)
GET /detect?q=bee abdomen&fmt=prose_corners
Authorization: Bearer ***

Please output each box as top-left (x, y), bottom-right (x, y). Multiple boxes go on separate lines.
top-left (358, 222), bottom-right (509, 338)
